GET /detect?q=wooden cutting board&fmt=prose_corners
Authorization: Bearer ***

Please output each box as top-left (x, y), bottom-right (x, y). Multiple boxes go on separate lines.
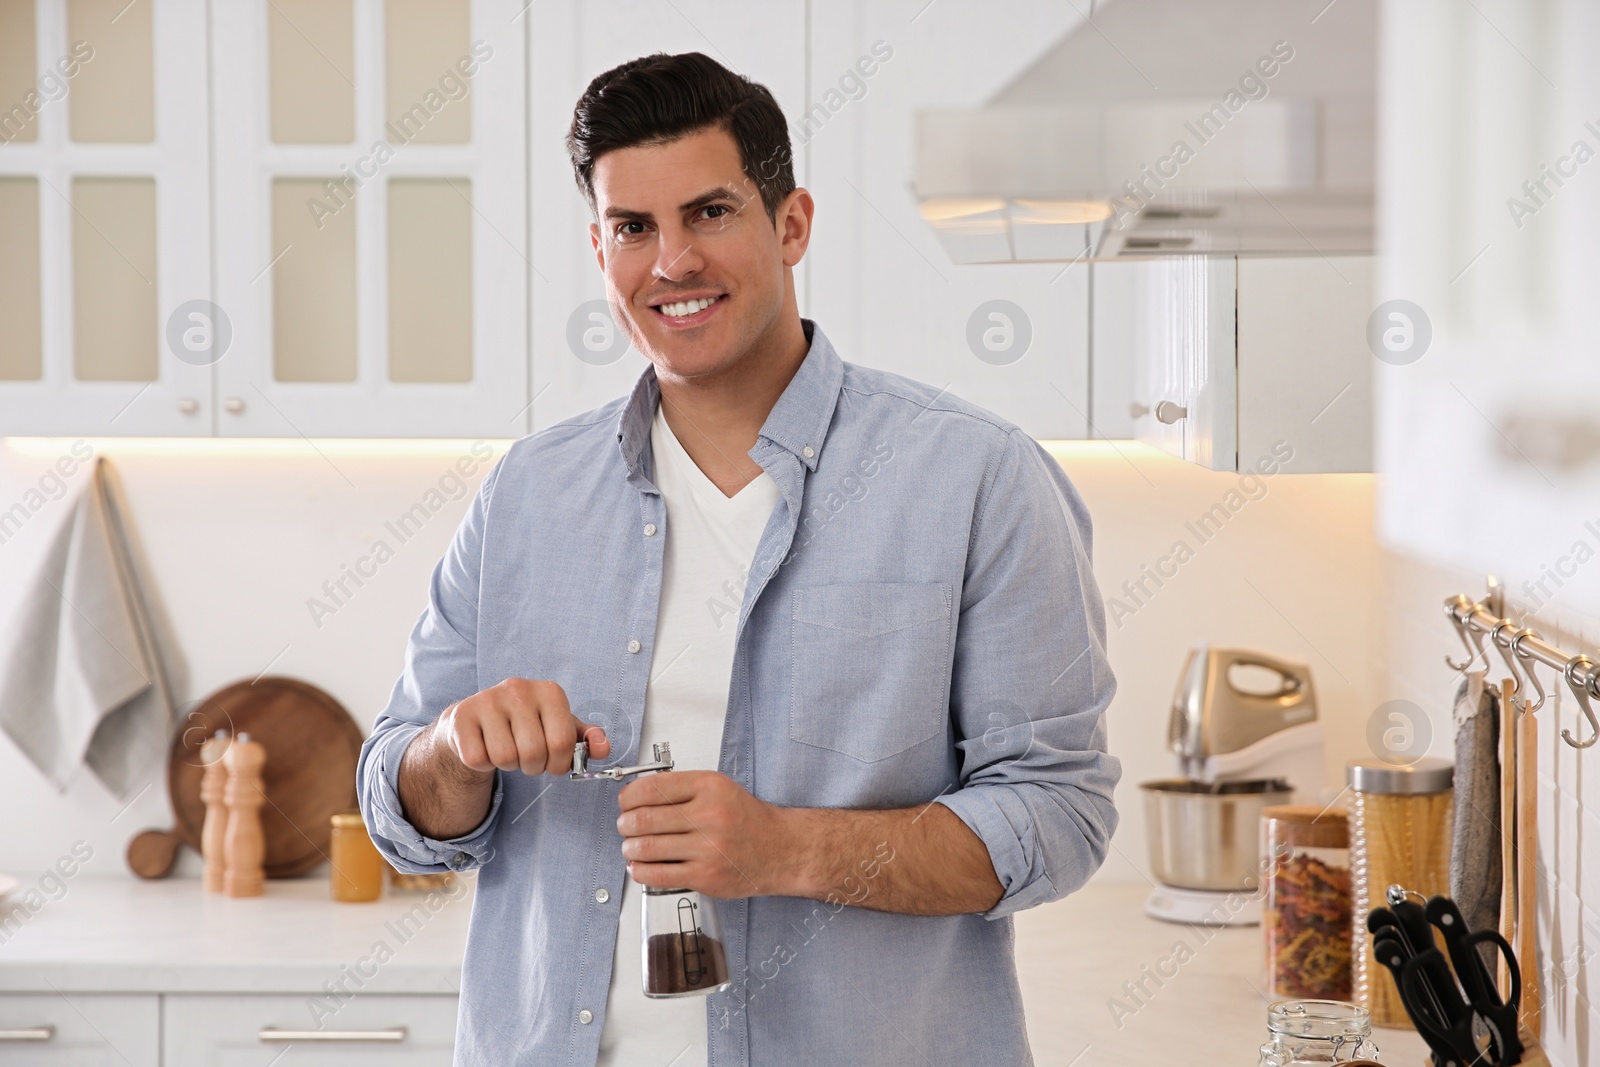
top-left (126, 677), bottom-right (365, 879)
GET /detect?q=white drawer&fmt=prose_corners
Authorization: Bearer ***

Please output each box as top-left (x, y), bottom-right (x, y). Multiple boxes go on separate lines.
top-left (0, 993), bottom-right (160, 1066)
top-left (162, 994), bottom-right (457, 1066)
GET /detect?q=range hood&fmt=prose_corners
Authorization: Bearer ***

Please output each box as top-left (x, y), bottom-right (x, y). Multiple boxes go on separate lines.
top-left (915, 0), bottom-right (1375, 263)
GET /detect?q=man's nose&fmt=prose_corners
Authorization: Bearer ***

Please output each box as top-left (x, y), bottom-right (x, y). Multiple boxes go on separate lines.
top-left (653, 225), bottom-right (704, 280)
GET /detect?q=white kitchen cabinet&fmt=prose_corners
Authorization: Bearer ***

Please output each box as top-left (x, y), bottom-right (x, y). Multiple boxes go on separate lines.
top-left (162, 994), bottom-right (457, 1066)
top-left (210, 0), bottom-right (529, 438)
top-left (1, 0), bottom-right (527, 440)
top-left (1098, 255), bottom-right (1375, 473)
top-left (528, 0), bottom-right (807, 431)
top-left (1374, 0), bottom-right (1600, 609)
top-left (803, 0), bottom-right (1093, 440)
top-left (0, 0), bottom-right (213, 437)
top-left (0, 993), bottom-right (159, 1066)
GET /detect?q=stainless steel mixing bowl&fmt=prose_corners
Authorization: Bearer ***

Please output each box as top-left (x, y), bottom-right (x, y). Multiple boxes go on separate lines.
top-left (1140, 777), bottom-right (1294, 891)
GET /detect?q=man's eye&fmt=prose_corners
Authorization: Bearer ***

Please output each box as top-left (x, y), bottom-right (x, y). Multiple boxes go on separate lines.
top-left (700, 204), bottom-right (732, 221)
top-left (615, 222), bottom-right (647, 240)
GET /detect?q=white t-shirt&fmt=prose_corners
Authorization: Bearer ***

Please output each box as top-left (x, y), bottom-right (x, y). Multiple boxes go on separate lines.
top-left (595, 400), bottom-right (781, 1067)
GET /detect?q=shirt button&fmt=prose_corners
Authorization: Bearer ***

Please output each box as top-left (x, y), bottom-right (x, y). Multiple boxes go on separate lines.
top-left (578, 1009), bottom-right (594, 1025)
top-left (643, 523), bottom-right (657, 537)
top-left (450, 852), bottom-right (469, 870)
top-left (627, 639), bottom-right (641, 654)
top-left (802, 444), bottom-right (815, 459)
top-left (595, 887), bottom-right (610, 904)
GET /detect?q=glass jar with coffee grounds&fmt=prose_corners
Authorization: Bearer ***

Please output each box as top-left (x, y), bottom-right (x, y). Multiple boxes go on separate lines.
top-left (642, 886), bottom-right (731, 998)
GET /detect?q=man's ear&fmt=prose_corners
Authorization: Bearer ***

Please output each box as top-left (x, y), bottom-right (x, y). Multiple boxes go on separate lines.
top-left (778, 187), bottom-right (814, 269)
top-left (589, 222), bottom-right (605, 272)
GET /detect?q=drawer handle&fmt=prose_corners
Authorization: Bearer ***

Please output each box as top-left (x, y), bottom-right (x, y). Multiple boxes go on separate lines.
top-left (259, 1027), bottom-right (407, 1043)
top-left (0, 1026), bottom-right (55, 1042)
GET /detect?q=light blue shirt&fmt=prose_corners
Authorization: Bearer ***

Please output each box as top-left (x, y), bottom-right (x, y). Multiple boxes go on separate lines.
top-left (357, 319), bottom-right (1121, 1066)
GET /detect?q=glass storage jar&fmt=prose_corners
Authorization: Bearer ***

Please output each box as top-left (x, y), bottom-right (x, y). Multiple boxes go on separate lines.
top-left (1262, 805), bottom-right (1352, 1000)
top-left (1347, 758), bottom-right (1454, 1029)
top-left (1258, 999), bottom-right (1380, 1065)
top-left (329, 811), bottom-right (384, 902)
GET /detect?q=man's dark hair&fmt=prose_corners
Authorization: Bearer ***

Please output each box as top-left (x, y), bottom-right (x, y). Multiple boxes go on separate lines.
top-left (566, 52), bottom-right (796, 223)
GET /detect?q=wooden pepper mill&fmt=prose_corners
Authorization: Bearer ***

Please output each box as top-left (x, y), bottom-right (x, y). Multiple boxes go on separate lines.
top-left (199, 730), bottom-right (232, 893)
top-left (222, 732), bottom-right (267, 898)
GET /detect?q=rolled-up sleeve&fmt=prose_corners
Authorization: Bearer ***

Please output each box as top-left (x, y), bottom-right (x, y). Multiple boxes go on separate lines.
top-left (933, 429), bottom-right (1121, 920)
top-left (356, 459), bottom-right (506, 875)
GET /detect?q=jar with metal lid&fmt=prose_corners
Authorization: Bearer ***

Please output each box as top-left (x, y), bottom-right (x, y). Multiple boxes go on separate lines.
top-left (1257, 999), bottom-right (1380, 1065)
top-left (1262, 806), bottom-right (1351, 1000)
top-left (1346, 758), bottom-right (1454, 1029)
top-left (330, 811), bottom-right (384, 902)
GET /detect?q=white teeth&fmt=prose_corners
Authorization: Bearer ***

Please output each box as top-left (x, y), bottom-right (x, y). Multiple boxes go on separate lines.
top-left (659, 296), bottom-right (718, 317)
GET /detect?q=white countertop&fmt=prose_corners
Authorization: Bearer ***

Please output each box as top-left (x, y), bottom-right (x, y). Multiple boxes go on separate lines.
top-left (0, 875), bottom-right (472, 996)
top-left (1, 876), bottom-right (1433, 1064)
top-left (1015, 884), bottom-right (1432, 1067)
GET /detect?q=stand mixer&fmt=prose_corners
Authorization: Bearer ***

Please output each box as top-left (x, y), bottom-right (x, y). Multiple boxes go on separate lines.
top-left (570, 740), bottom-right (731, 998)
top-left (1141, 646), bottom-right (1327, 925)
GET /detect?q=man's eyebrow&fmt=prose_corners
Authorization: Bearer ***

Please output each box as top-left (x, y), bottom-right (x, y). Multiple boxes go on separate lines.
top-left (601, 185), bottom-right (744, 222)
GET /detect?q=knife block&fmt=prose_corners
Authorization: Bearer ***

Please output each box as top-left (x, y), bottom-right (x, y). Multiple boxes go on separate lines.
top-left (199, 730), bottom-right (231, 893)
top-left (222, 733), bottom-right (267, 898)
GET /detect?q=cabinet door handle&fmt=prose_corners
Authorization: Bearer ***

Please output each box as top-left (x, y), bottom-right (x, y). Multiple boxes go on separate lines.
top-left (258, 1026), bottom-right (407, 1043)
top-left (0, 1026), bottom-right (55, 1041)
top-left (1154, 400), bottom-right (1189, 424)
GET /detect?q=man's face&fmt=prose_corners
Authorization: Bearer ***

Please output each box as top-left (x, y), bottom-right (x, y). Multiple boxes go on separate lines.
top-left (588, 125), bottom-right (809, 381)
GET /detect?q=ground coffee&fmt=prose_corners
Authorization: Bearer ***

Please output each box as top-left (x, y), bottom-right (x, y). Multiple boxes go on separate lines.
top-left (644, 932), bottom-right (729, 996)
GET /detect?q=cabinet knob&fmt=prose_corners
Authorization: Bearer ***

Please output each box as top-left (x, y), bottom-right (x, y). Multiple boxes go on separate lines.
top-left (177, 397), bottom-right (199, 415)
top-left (1154, 400), bottom-right (1189, 425)
top-left (224, 397), bottom-right (245, 414)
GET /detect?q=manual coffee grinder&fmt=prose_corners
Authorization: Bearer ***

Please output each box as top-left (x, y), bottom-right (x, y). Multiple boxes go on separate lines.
top-left (570, 740), bottom-right (732, 998)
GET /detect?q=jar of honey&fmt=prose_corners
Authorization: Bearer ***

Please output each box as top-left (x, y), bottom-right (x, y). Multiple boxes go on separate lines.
top-left (329, 811), bottom-right (384, 902)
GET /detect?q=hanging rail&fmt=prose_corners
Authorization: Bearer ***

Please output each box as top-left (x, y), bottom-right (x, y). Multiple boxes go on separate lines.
top-left (1444, 591), bottom-right (1600, 749)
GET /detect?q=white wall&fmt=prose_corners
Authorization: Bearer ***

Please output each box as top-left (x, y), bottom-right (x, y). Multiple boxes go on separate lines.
top-left (1048, 442), bottom-right (1384, 881)
top-left (1374, 548), bottom-right (1600, 1067)
top-left (0, 435), bottom-right (1389, 891)
top-left (0, 438), bottom-right (507, 879)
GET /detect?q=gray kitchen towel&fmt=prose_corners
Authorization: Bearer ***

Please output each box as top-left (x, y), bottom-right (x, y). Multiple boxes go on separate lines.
top-left (0, 458), bottom-right (177, 797)
top-left (1449, 671), bottom-right (1501, 938)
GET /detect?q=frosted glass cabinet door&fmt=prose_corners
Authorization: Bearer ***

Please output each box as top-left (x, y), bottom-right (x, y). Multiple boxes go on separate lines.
top-left (0, 0), bottom-right (214, 436)
top-left (212, 0), bottom-right (527, 438)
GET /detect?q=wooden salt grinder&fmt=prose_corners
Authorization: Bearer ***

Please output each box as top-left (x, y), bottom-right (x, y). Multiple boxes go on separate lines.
top-left (199, 730), bottom-right (232, 893)
top-left (222, 732), bottom-right (267, 898)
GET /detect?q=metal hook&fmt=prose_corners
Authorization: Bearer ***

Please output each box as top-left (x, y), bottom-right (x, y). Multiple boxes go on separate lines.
top-left (1490, 620), bottom-right (1525, 697)
top-left (1443, 596), bottom-right (1485, 672)
top-left (1561, 656), bottom-right (1600, 749)
top-left (1511, 629), bottom-right (1547, 712)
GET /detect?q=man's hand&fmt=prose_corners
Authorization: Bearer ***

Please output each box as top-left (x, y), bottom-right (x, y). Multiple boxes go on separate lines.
top-left (398, 678), bottom-right (608, 841)
top-left (616, 771), bottom-right (800, 899)
top-left (435, 678), bottom-right (609, 777)
top-left (616, 770), bottom-right (1003, 916)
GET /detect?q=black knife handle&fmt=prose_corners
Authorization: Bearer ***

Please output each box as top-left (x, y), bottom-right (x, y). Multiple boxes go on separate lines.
top-left (1371, 935), bottom-right (1476, 1067)
top-left (1399, 949), bottom-right (1490, 1067)
top-left (1391, 899), bottom-right (1475, 1027)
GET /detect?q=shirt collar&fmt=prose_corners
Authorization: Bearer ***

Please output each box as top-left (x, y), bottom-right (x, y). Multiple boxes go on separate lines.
top-left (615, 318), bottom-right (843, 479)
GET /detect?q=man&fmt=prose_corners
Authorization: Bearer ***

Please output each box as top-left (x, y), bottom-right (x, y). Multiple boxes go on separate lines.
top-left (358, 51), bottom-right (1119, 1067)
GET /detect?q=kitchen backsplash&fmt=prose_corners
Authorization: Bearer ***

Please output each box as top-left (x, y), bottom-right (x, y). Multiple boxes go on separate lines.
top-left (0, 436), bottom-right (1382, 882)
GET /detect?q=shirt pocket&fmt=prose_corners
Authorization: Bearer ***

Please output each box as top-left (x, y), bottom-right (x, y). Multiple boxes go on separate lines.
top-left (789, 581), bottom-right (954, 763)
